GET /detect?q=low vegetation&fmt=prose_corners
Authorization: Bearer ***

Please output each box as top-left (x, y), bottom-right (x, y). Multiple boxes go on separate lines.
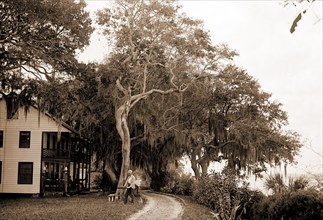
top-left (160, 168), bottom-right (323, 220)
top-left (1, 172), bottom-right (322, 220)
top-left (0, 194), bottom-right (143, 220)
top-left (252, 189), bottom-right (323, 220)
top-left (178, 195), bottom-right (218, 220)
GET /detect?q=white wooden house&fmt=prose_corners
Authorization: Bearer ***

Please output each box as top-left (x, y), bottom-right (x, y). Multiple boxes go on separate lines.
top-left (0, 98), bottom-right (91, 195)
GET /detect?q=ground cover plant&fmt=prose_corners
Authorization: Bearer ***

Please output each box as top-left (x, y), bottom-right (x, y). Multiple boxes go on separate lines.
top-left (0, 194), bottom-right (143, 220)
top-left (0, 191), bottom-right (223, 220)
top-left (178, 195), bottom-right (217, 220)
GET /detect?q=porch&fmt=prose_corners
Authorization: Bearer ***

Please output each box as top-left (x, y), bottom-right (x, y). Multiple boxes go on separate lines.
top-left (41, 132), bottom-right (91, 195)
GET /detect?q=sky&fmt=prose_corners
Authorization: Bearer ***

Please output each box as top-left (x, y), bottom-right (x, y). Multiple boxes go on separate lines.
top-left (78, 0), bottom-right (322, 176)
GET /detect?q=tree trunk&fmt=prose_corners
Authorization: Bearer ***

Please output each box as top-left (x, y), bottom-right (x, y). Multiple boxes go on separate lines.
top-left (190, 149), bottom-right (201, 179)
top-left (105, 160), bottom-right (117, 186)
top-left (200, 159), bottom-right (209, 176)
top-left (115, 103), bottom-right (131, 197)
top-left (191, 159), bottom-right (201, 179)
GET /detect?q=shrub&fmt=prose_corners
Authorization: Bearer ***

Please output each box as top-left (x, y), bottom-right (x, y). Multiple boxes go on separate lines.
top-left (252, 189), bottom-right (323, 220)
top-left (161, 171), bottom-right (194, 196)
top-left (236, 188), bottom-right (265, 220)
top-left (193, 171), bottom-right (239, 210)
top-left (174, 174), bottom-right (194, 195)
top-left (192, 169), bottom-right (262, 220)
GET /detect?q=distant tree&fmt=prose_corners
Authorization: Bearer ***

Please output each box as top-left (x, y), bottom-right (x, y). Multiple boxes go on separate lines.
top-left (180, 65), bottom-right (302, 178)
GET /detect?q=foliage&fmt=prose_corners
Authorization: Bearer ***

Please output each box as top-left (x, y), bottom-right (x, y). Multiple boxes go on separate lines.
top-left (265, 174), bottom-right (315, 195)
top-left (97, 0), bottom-right (234, 188)
top-left (288, 175), bottom-right (310, 192)
top-left (236, 188), bottom-right (265, 220)
top-left (180, 64), bottom-right (302, 178)
top-left (129, 119), bottom-right (186, 191)
top-left (0, 0), bottom-right (93, 80)
top-left (95, 0), bottom-right (302, 190)
top-left (210, 66), bottom-right (301, 173)
top-left (161, 171), bottom-right (194, 196)
top-left (0, 0), bottom-right (93, 133)
top-left (192, 168), bottom-right (263, 220)
top-left (258, 174), bottom-right (322, 219)
top-left (149, 170), bottom-right (168, 191)
top-left (264, 173), bottom-right (287, 195)
top-left (0, 0), bottom-right (304, 194)
top-left (252, 189), bottom-right (323, 220)
top-left (35, 63), bottom-right (123, 182)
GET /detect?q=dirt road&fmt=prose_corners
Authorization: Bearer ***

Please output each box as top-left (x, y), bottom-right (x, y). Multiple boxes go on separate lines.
top-left (128, 192), bottom-right (184, 220)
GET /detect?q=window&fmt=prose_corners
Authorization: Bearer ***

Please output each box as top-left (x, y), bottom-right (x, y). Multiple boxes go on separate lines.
top-left (18, 162), bottom-right (33, 184)
top-left (0, 161), bottom-right (2, 184)
top-left (46, 133), bottom-right (50, 149)
top-left (19, 131), bottom-right (30, 148)
top-left (0, 131), bottom-right (3, 148)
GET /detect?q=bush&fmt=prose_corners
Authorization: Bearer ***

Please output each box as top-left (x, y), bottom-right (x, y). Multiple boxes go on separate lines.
top-left (237, 188), bottom-right (265, 220)
top-left (252, 189), bottom-right (323, 220)
top-left (192, 169), bottom-right (264, 220)
top-left (193, 171), bottom-right (239, 211)
top-left (160, 168), bottom-right (194, 196)
top-left (161, 171), bottom-right (194, 196)
top-left (173, 174), bottom-right (194, 195)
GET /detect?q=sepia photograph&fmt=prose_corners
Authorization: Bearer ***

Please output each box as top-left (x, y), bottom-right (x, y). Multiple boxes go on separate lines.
top-left (0, 0), bottom-right (322, 219)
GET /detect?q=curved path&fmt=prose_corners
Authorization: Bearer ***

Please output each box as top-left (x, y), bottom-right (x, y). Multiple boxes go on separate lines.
top-left (128, 192), bottom-right (184, 220)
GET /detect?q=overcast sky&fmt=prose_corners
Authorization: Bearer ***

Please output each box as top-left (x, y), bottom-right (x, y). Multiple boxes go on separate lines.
top-left (78, 0), bottom-right (322, 175)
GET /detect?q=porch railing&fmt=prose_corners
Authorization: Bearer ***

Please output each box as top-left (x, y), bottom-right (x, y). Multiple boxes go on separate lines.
top-left (43, 149), bottom-right (69, 159)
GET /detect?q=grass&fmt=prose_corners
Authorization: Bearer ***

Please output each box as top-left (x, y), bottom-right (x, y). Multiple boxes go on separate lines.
top-left (0, 192), bottom-right (216, 220)
top-left (0, 193), bottom-right (143, 220)
top-left (178, 195), bottom-right (216, 220)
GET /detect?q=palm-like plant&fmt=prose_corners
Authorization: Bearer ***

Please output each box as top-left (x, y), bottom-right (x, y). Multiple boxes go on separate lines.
top-left (288, 176), bottom-right (310, 192)
top-left (264, 173), bottom-right (286, 195)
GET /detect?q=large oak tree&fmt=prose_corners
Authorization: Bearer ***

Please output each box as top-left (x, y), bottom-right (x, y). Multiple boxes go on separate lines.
top-left (97, 0), bottom-right (234, 190)
top-left (179, 65), bottom-right (302, 178)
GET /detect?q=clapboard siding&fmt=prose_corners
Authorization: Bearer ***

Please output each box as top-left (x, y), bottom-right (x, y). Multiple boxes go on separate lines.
top-left (0, 99), bottom-right (72, 194)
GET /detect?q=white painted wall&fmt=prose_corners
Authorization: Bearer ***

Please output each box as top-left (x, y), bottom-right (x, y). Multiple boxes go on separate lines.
top-left (0, 99), bottom-right (71, 194)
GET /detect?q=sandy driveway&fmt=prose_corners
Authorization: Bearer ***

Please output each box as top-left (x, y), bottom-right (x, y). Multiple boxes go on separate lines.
top-left (128, 192), bottom-right (184, 220)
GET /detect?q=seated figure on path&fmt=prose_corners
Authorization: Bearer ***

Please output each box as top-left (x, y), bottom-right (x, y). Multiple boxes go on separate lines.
top-left (124, 169), bottom-right (136, 204)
